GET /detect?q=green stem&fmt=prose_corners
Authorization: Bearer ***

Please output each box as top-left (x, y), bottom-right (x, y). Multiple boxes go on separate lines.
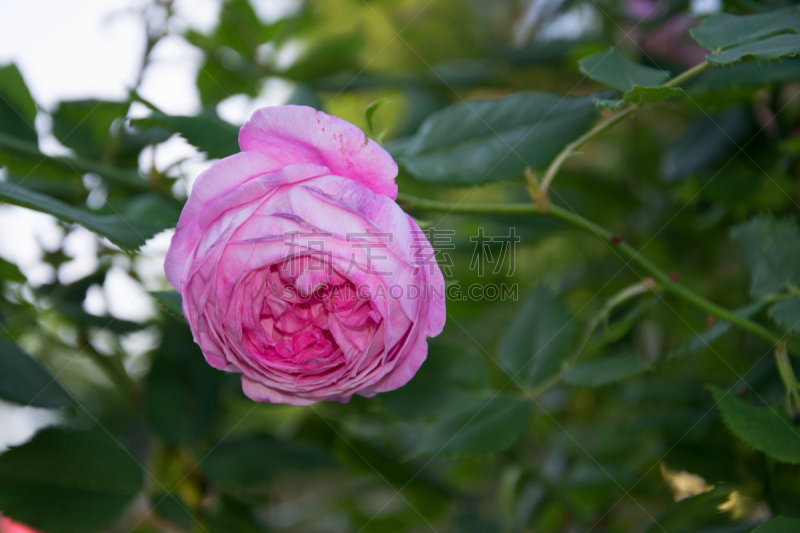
top-left (664, 61), bottom-right (711, 88)
top-left (539, 106), bottom-right (636, 193)
top-left (538, 60), bottom-right (711, 194)
top-left (775, 342), bottom-right (800, 415)
top-left (396, 193), bottom-right (781, 347)
top-left (0, 132), bottom-right (149, 192)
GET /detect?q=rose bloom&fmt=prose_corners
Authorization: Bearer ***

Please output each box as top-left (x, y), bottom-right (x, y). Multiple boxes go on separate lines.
top-left (165, 106), bottom-right (446, 405)
top-left (0, 517), bottom-right (40, 533)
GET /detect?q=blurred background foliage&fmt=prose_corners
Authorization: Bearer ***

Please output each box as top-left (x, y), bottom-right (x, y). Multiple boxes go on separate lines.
top-left (1, 0), bottom-right (800, 532)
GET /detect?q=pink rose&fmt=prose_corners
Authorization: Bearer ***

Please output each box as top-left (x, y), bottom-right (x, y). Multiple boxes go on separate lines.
top-left (0, 517), bottom-right (41, 533)
top-left (165, 106), bottom-right (446, 405)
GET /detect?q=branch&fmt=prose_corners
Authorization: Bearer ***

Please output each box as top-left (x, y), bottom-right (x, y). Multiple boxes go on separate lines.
top-left (539, 60), bottom-right (712, 194)
top-left (396, 192), bottom-right (781, 347)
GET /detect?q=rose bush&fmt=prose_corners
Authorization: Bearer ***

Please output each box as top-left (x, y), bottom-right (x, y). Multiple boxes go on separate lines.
top-left (165, 106), bottom-right (446, 405)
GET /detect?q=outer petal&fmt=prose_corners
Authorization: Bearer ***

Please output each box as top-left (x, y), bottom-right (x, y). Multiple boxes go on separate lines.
top-left (164, 151), bottom-right (329, 290)
top-left (239, 105), bottom-right (399, 199)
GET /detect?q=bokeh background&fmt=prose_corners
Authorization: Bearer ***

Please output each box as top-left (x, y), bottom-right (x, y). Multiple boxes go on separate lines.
top-left (1, 0), bottom-right (800, 532)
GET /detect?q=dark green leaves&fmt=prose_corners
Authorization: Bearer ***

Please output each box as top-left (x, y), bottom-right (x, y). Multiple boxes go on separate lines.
top-left (710, 385), bottom-right (800, 464)
top-left (0, 182), bottom-right (174, 250)
top-left (203, 435), bottom-right (336, 487)
top-left (131, 111), bottom-right (240, 159)
top-left (415, 394), bottom-right (534, 456)
top-left (770, 296), bottom-right (800, 333)
top-left (0, 64), bottom-right (37, 143)
top-left (578, 49), bottom-right (679, 104)
top-left (51, 100), bottom-right (128, 160)
top-left (579, 49), bottom-right (671, 91)
top-left (752, 517), bottom-right (800, 532)
top-left (380, 341), bottom-right (490, 420)
top-left (399, 92), bottom-right (599, 184)
top-left (498, 286), bottom-right (577, 389)
top-left (0, 338), bottom-right (71, 408)
top-left (143, 319), bottom-right (222, 447)
top-left (691, 7), bottom-right (800, 64)
top-left (710, 35), bottom-right (800, 65)
top-left (731, 216), bottom-right (800, 299)
top-left (691, 7), bottom-right (800, 50)
top-left (0, 426), bottom-right (143, 533)
top-left (149, 290), bottom-right (184, 318)
top-left (564, 353), bottom-right (650, 387)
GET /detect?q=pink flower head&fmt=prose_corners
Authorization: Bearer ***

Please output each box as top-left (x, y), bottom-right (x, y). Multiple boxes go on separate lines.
top-left (0, 517), bottom-right (41, 533)
top-left (165, 106), bottom-right (446, 405)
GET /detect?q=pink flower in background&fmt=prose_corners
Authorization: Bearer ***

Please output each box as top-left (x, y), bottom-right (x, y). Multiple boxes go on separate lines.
top-left (0, 517), bottom-right (41, 533)
top-left (165, 106), bottom-right (446, 406)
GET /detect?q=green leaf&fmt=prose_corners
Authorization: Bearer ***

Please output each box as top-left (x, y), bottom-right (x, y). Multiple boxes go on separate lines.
top-left (690, 58), bottom-right (800, 93)
top-left (594, 98), bottom-right (625, 110)
top-left (203, 434), bottom-right (336, 487)
top-left (752, 517), bottom-right (800, 533)
top-left (731, 215), bottom-right (800, 299)
top-left (0, 64), bottom-right (37, 143)
top-left (415, 393), bottom-right (534, 456)
top-left (0, 181), bottom-right (169, 250)
top-left (143, 319), bottom-right (223, 447)
top-left (661, 107), bottom-right (752, 183)
top-left (0, 426), bottom-right (143, 533)
top-left (690, 6), bottom-right (800, 51)
top-left (131, 111), bottom-right (240, 159)
top-left (0, 338), bottom-right (72, 408)
top-left (669, 301), bottom-right (765, 359)
top-left (380, 341), bottom-right (490, 419)
top-left (578, 48), bottom-right (671, 92)
top-left (365, 98), bottom-right (392, 140)
top-left (51, 100), bottom-right (129, 161)
top-left (400, 92), bottom-right (600, 184)
top-left (710, 385), bottom-right (800, 464)
top-left (564, 353), bottom-right (650, 387)
top-left (498, 286), bottom-right (577, 389)
top-left (0, 256), bottom-right (24, 283)
top-left (622, 85), bottom-right (683, 104)
top-left (150, 493), bottom-right (194, 530)
top-left (707, 34), bottom-right (800, 65)
top-left (770, 296), bottom-right (800, 333)
top-left (149, 290), bottom-right (184, 318)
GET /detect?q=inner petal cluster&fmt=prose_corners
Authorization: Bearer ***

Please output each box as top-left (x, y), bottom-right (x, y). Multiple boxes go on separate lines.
top-left (236, 254), bottom-right (381, 381)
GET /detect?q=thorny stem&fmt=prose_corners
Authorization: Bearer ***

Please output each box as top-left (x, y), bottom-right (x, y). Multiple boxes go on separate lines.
top-left (396, 193), bottom-right (782, 349)
top-left (538, 60), bottom-right (712, 194)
